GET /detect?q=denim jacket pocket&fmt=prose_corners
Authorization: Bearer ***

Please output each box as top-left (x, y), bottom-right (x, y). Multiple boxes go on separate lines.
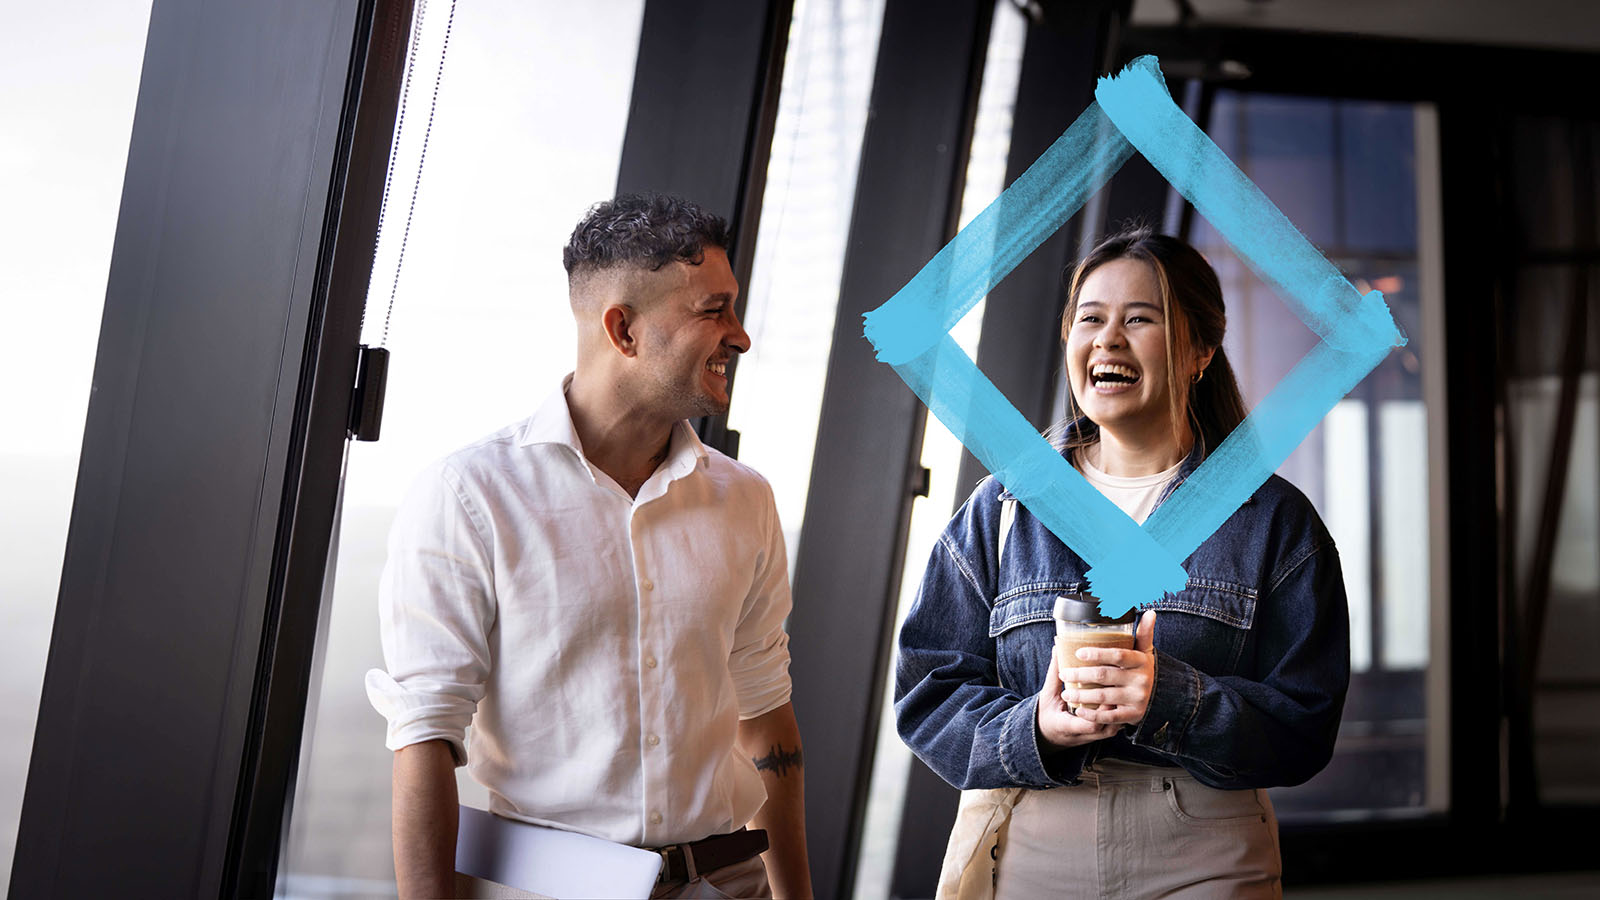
top-left (1149, 579), bottom-right (1257, 676)
top-left (988, 588), bottom-right (1072, 694)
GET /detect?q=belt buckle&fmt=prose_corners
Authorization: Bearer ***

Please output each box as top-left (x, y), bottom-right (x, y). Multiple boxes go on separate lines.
top-left (656, 845), bottom-right (682, 884)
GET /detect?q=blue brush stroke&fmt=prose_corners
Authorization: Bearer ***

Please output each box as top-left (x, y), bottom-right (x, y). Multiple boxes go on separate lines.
top-left (865, 102), bottom-right (1133, 366)
top-left (1142, 322), bottom-right (1395, 559)
top-left (892, 334), bottom-right (1189, 607)
top-left (1094, 57), bottom-right (1406, 354)
top-left (862, 55), bottom-right (1407, 618)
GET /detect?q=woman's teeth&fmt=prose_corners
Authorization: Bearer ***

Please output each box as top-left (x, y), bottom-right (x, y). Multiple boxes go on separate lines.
top-left (1090, 363), bottom-right (1139, 386)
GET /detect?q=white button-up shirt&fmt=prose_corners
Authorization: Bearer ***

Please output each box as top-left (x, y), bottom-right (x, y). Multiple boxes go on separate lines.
top-left (366, 379), bottom-right (793, 847)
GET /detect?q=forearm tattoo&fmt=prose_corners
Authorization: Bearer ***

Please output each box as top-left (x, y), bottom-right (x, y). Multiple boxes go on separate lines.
top-left (752, 743), bottom-right (803, 778)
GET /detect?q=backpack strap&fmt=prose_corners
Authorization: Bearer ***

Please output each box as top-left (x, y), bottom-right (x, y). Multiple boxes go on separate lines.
top-left (996, 495), bottom-right (1017, 568)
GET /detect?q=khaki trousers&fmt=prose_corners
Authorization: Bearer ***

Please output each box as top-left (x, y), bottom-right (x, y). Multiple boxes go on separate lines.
top-left (995, 758), bottom-right (1281, 899)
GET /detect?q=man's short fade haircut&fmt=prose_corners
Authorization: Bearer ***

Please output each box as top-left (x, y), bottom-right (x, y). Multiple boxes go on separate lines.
top-left (563, 193), bottom-right (732, 281)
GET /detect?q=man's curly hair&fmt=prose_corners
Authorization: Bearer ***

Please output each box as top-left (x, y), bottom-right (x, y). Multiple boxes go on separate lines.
top-left (563, 193), bottom-right (731, 280)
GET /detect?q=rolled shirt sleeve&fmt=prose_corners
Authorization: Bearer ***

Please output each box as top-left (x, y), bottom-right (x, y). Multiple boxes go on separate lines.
top-left (728, 480), bottom-right (794, 720)
top-left (366, 460), bottom-right (497, 765)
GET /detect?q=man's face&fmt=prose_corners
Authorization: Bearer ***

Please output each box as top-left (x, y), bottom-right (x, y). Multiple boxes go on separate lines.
top-left (630, 247), bottom-right (750, 419)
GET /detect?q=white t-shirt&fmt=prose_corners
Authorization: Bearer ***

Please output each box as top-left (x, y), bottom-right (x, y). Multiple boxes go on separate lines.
top-left (1075, 450), bottom-right (1183, 525)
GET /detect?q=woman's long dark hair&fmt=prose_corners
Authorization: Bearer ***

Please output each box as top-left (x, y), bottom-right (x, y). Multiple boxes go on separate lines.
top-left (1057, 226), bottom-right (1248, 457)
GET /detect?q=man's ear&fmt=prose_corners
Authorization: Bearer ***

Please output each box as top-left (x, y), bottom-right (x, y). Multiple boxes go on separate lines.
top-left (602, 304), bottom-right (637, 357)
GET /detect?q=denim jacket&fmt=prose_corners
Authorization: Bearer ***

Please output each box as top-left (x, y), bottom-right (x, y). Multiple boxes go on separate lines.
top-left (894, 431), bottom-right (1349, 792)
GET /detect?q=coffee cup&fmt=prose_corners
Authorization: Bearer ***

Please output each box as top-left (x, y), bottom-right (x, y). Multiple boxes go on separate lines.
top-left (1052, 593), bottom-right (1136, 711)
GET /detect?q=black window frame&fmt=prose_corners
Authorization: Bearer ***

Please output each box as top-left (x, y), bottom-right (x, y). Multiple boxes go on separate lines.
top-left (10, 0), bottom-right (415, 895)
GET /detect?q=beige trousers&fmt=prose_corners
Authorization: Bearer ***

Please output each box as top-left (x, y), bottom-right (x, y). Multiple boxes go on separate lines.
top-left (995, 758), bottom-right (1281, 900)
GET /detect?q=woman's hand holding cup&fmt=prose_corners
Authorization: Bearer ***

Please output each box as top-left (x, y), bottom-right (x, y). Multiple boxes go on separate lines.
top-left (1036, 642), bottom-right (1121, 748)
top-left (1059, 610), bottom-right (1157, 727)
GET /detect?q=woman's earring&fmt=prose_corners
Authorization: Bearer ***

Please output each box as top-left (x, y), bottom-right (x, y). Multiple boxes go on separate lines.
top-left (1192, 369), bottom-right (1204, 385)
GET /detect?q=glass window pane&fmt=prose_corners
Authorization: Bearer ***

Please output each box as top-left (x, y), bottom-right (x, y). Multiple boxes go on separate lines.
top-left (1322, 400), bottom-right (1373, 673)
top-left (1379, 399), bottom-right (1430, 670)
top-left (0, 2), bottom-right (153, 887)
top-left (1508, 371), bottom-right (1600, 806)
top-left (276, 3), bottom-right (643, 895)
top-left (1511, 118), bottom-right (1600, 255)
top-left (1504, 112), bottom-right (1600, 807)
top-left (1535, 373), bottom-right (1600, 805)
top-left (1190, 92), bottom-right (1444, 819)
top-left (1337, 101), bottom-right (1419, 254)
top-left (726, 0), bottom-right (887, 561)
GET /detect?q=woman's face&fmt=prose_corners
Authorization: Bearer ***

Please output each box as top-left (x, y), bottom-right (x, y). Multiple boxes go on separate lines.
top-left (1064, 257), bottom-right (1189, 443)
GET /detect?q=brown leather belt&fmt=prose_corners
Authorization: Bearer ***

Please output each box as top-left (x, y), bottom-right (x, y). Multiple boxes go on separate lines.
top-left (652, 827), bottom-right (769, 885)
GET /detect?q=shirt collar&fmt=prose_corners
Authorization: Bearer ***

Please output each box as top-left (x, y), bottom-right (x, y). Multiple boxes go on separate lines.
top-left (517, 373), bottom-right (586, 452)
top-left (659, 419), bottom-right (711, 481)
top-left (516, 373), bottom-right (710, 485)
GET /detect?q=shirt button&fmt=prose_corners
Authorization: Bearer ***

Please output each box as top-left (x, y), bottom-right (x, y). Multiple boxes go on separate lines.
top-left (647, 733), bottom-right (660, 746)
top-left (641, 579), bottom-right (654, 591)
top-left (649, 811), bottom-right (663, 825)
top-left (645, 656), bottom-right (658, 669)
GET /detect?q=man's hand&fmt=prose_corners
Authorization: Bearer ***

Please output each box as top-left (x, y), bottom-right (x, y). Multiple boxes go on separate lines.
top-left (1060, 610), bottom-right (1157, 727)
top-left (737, 702), bottom-right (813, 899)
top-left (1037, 638), bottom-right (1122, 748)
top-left (391, 740), bottom-right (459, 900)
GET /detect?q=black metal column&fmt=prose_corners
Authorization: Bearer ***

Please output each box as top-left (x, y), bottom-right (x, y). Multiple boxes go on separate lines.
top-left (894, 5), bottom-right (1127, 897)
top-left (615, 0), bottom-right (794, 457)
top-left (9, 1), bottom-right (411, 896)
top-left (1437, 97), bottom-right (1512, 846)
top-left (785, 2), bottom-right (994, 897)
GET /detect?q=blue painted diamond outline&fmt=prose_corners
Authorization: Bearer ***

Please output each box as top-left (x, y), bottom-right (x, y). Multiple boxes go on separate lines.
top-left (863, 55), bottom-right (1407, 616)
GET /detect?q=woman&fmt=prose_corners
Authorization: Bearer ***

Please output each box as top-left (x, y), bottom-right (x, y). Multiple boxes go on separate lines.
top-left (895, 228), bottom-right (1349, 898)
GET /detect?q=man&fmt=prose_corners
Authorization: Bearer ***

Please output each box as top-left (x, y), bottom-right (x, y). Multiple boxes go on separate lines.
top-left (367, 193), bottom-right (810, 899)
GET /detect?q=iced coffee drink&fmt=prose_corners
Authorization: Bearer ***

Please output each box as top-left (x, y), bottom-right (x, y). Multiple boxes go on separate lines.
top-left (1052, 594), bottom-right (1138, 712)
